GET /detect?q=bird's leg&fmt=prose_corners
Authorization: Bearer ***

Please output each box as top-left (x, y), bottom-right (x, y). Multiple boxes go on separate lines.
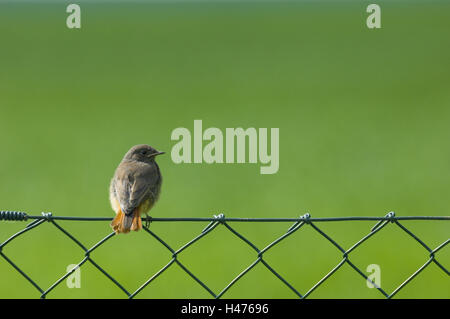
top-left (144, 213), bottom-right (152, 228)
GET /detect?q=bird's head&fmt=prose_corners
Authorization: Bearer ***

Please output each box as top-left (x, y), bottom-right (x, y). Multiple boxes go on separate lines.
top-left (123, 144), bottom-right (165, 163)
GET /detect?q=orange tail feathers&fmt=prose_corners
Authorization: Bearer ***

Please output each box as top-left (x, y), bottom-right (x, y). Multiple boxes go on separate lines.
top-left (130, 210), bottom-right (143, 232)
top-left (111, 209), bottom-right (142, 234)
top-left (111, 209), bottom-right (131, 234)
top-left (111, 210), bottom-right (123, 233)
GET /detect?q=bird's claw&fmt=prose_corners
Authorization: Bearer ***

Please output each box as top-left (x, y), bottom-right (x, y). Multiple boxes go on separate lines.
top-left (144, 214), bottom-right (152, 228)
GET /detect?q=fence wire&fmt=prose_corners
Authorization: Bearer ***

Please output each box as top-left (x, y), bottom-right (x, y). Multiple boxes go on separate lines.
top-left (0, 210), bottom-right (448, 299)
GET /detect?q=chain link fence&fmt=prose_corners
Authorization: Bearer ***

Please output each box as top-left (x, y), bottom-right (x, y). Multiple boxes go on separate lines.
top-left (0, 210), bottom-right (448, 299)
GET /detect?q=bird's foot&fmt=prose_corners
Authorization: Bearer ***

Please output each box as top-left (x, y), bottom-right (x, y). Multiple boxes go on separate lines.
top-left (144, 214), bottom-right (152, 228)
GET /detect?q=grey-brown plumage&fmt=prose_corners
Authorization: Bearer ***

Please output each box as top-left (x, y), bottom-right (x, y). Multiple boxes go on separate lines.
top-left (110, 144), bottom-right (164, 234)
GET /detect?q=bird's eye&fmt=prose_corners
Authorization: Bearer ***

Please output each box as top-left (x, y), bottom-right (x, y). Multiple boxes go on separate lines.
top-left (141, 150), bottom-right (147, 155)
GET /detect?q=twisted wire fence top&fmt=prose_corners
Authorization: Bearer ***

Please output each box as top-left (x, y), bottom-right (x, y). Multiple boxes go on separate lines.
top-left (0, 210), bottom-right (448, 299)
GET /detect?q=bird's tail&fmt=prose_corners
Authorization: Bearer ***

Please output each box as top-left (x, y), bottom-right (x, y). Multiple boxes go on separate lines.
top-left (111, 209), bottom-right (142, 234)
top-left (130, 211), bottom-right (142, 232)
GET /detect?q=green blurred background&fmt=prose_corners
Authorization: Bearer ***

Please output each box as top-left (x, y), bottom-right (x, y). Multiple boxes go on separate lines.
top-left (0, 0), bottom-right (449, 298)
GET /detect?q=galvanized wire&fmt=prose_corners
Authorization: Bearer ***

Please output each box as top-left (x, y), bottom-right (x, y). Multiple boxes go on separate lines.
top-left (0, 210), bottom-right (448, 299)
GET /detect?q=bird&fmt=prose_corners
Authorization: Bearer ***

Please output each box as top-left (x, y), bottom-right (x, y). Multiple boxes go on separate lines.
top-left (109, 144), bottom-right (164, 234)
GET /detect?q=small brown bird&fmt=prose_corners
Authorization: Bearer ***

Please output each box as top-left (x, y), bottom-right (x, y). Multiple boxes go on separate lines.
top-left (110, 144), bottom-right (164, 234)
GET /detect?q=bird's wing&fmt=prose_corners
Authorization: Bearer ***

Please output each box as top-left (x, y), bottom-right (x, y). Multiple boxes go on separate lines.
top-left (114, 162), bottom-right (153, 215)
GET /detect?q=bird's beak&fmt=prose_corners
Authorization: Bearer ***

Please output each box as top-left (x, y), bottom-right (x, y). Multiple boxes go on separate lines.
top-left (151, 151), bottom-right (165, 157)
